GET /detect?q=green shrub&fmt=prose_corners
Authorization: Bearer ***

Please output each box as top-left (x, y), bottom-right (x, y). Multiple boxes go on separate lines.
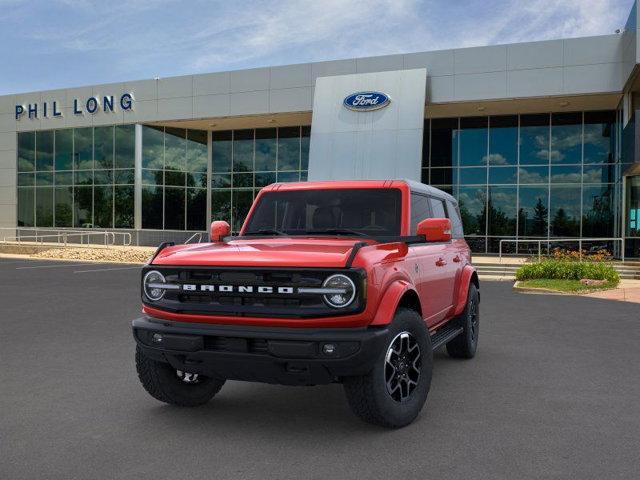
top-left (515, 260), bottom-right (619, 285)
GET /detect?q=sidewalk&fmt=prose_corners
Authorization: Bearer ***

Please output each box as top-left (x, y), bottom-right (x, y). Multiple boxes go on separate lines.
top-left (582, 279), bottom-right (640, 304)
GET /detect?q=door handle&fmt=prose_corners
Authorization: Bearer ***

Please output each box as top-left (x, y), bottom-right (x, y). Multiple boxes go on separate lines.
top-left (453, 255), bottom-right (461, 263)
top-left (436, 258), bottom-right (447, 267)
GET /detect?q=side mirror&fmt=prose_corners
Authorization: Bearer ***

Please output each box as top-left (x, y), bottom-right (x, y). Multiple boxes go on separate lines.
top-left (210, 221), bottom-right (231, 242)
top-left (417, 218), bottom-right (451, 242)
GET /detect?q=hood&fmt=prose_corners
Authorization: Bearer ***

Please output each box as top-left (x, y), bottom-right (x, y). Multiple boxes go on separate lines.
top-left (151, 237), bottom-right (375, 268)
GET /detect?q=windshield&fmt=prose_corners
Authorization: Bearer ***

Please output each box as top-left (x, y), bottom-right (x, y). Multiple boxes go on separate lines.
top-left (244, 188), bottom-right (402, 237)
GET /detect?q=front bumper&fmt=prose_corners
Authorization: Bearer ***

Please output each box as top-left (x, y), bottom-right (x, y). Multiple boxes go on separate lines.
top-left (132, 316), bottom-right (390, 386)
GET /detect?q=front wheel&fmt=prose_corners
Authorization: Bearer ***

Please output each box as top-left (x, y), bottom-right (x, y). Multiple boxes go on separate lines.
top-left (135, 346), bottom-right (225, 407)
top-left (343, 308), bottom-right (433, 428)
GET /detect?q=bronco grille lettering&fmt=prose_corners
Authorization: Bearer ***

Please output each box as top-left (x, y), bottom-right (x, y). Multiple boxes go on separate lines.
top-left (180, 284), bottom-right (296, 294)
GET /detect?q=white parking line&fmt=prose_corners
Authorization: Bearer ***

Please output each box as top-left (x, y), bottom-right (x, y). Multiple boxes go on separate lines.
top-left (16, 263), bottom-right (93, 270)
top-left (74, 265), bottom-right (142, 273)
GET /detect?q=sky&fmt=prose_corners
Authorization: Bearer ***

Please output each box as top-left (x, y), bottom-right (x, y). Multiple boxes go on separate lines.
top-left (0, 0), bottom-right (636, 95)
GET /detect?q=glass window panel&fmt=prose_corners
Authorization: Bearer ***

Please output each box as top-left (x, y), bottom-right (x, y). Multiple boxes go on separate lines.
top-left (18, 173), bottom-right (34, 187)
top-left (142, 169), bottom-right (163, 186)
top-left (487, 186), bottom-right (517, 236)
top-left (165, 127), bottom-right (186, 171)
top-left (142, 126), bottom-right (164, 169)
top-left (584, 111), bottom-right (615, 164)
top-left (255, 128), bottom-right (277, 171)
top-left (35, 172), bottom-right (53, 186)
top-left (582, 184), bottom-right (614, 237)
top-left (164, 187), bottom-right (185, 230)
top-left (54, 129), bottom-right (73, 171)
top-left (233, 172), bottom-right (253, 188)
top-left (18, 132), bottom-right (35, 172)
top-left (422, 119), bottom-right (430, 168)
top-left (232, 189), bottom-right (254, 232)
top-left (550, 185), bottom-right (580, 237)
top-left (430, 118), bottom-right (457, 168)
top-left (187, 188), bottom-right (207, 231)
top-left (456, 187), bottom-right (486, 235)
top-left (277, 171), bottom-right (300, 183)
top-left (519, 114), bottom-right (549, 165)
top-left (301, 126), bottom-right (310, 171)
top-left (211, 190), bottom-right (231, 224)
top-left (300, 170), bottom-right (308, 182)
top-left (74, 127), bottom-right (93, 170)
top-left (113, 169), bottom-right (134, 185)
top-left (142, 186), bottom-right (163, 229)
top-left (518, 186), bottom-right (548, 236)
top-left (519, 166), bottom-right (548, 184)
top-left (551, 112), bottom-right (582, 165)
top-left (17, 188), bottom-right (34, 226)
top-left (115, 124), bottom-right (135, 169)
top-left (186, 129), bottom-right (208, 173)
top-left (212, 131), bottom-right (232, 173)
top-left (94, 126), bottom-right (114, 169)
top-left (75, 170), bottom-right (93, 186)
top-left (74, 186), bottom-right (92, 227)
top-left (94, 169), bottom-right (113, 185)
top-left (583, 164), bottom-right (615, 184)
top-left (212, 174), bottom-right (231, 188)
top-left (430, 168), bottom-right (453, 185)
top-left (256, 172), bottom-right (276, 187)
top-left (114, 185), bottom-right (134, 228)
top-left (410, 193), bottom-right (431, 234)
top-left (35, 186), bottom-right (54, 227)
top-left (93, 185), bottom-right (113, 228)
top-left (458, 117), bottom-right (487, 166)
top-left (164, 170), bottom-right (185, 187)
top-left (488, 166), bottom-right (517, 184)
top-left (233, 129), bottom-right (253, 172)
top-left (459, 167), bottom-right (486, 185)
top-left (35, 130), bottom-right (54, 171)
top-left (277, 126), bottom-right (300, 171)
top-left (488, 115), bottom-right (517, 166)
top-left (186, 171), bottom-right (207, 188)
top-left (550, 165), bottom-right (581, 183)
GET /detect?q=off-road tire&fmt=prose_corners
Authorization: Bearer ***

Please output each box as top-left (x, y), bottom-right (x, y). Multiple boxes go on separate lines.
top-left (446, 283), bottom-right (479, 359)
top-left (343, 308), bottom-right (433, 428)
top-left (135, 345), bottom-right (225, 407)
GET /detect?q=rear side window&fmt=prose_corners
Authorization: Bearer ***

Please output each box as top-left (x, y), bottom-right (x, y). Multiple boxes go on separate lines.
top-left (429, 197), bottom-right (447, 219)
top-left (446, 200), bottom-right (464, 238)
top-left (410, 193), bottom-right (431, 234)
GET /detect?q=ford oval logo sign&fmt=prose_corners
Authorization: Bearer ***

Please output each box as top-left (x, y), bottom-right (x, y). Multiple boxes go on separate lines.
top-left (343, 91), bottom-right (391, 111)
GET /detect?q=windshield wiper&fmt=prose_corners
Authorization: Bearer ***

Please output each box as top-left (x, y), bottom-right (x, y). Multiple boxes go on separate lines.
top-left (306, 228), bottom-right (369, 237)
top-left (244, 229), bottom-right (287, 236)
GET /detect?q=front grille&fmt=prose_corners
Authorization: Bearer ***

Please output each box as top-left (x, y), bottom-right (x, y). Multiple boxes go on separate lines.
top-left (142, 267), bottom-right (365, 318)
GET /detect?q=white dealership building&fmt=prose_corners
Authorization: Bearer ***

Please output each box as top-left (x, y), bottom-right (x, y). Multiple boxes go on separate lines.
top-left (2, 2), bottom-right (640, 256)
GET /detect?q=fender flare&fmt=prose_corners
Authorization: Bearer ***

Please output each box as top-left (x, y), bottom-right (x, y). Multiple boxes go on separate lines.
top-left (453, 265), bottom-right (479, 316)
top-left (370, 280), bottom-right (418, 326)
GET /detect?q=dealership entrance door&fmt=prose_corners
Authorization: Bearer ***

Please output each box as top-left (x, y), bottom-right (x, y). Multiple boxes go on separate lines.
top-left (625, 174), bottom-right (640, 257)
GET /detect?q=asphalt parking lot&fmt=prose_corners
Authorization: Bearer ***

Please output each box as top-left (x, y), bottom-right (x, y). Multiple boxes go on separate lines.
top-left (1, 258), bottom-right (639, 480)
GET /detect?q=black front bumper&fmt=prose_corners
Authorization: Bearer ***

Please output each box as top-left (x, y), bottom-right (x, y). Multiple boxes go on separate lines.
top-left (132, 316), bottom-right (390, 386)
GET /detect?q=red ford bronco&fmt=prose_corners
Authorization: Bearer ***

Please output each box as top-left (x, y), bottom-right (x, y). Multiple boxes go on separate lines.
top-left (133, 180), bottom-right (479, 427)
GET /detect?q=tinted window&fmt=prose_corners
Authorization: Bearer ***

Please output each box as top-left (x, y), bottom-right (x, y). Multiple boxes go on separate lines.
top-left (245, 189), bottom-right (402, 236)
top-left (447, 200), bottom-right (464, 238)
top-left (430, 197), bottom-right (447, 219)
top-left (410, 193), bottom-right (431, 234)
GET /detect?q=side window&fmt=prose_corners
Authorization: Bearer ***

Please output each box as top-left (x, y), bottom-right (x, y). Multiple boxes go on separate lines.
top-left (447, 200), bottom-right (464, 238)
top-left (410, 193), bottom-right (431, 234)
top-left (429, 197), bottom-right (447, 219)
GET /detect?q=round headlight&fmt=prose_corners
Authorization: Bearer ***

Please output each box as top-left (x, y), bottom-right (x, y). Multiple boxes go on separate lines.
top-left (322, 274), bottom-right (356, 308)
top-left (143, 270), bottom-right (166, 301)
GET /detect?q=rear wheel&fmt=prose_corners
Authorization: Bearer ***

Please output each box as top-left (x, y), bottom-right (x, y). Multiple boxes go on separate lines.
top-left (446, 283), bottom-right (479, 359)
top-left (135, 346), bottom-right (225, 407)
top-left (343, 308), bottom-right (433, 428)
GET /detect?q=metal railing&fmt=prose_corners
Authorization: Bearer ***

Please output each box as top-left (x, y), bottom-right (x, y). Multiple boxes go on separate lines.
top-left (498, 238), bottom-right (625, 262)
top-left (184, 232), bottom-right (206, 244)
top-left (0, 228), bottom-right (132, 248)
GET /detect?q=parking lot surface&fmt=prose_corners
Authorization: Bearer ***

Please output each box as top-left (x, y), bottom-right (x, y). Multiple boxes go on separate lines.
top-left (1, 258), bottom-right (639, 480)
